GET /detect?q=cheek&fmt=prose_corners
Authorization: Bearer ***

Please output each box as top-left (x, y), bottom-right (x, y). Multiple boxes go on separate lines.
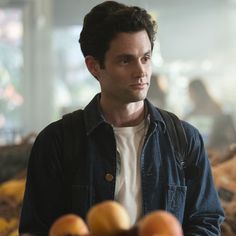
top-left (99, 71), bottom-right (123, 88)
top-left (108, 69), bottom-right (129, 81)
top-left (147, 62), bottom-right (152, 72)
top-left (147, 66), bottom-right (152, 78)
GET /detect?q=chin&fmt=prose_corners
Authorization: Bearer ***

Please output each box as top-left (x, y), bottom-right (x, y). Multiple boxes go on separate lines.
top-left (122, 90), bottom-right (147, 103)
top-left (136, 91), bottom-right (148, 100)
top-left (129, 94), bottom-right (146, 103)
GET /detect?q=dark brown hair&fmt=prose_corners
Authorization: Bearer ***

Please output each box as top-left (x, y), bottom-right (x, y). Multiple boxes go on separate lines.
top-left (79, 1), bottom-right (157, 68)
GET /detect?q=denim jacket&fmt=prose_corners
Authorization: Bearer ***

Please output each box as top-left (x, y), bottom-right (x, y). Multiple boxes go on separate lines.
top-left (20, 94), bottom-right (224, 236)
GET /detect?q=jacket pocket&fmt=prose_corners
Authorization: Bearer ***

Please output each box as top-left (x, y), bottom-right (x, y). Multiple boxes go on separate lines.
top-left (70, 185), bottom-right (92, 219)
top-left (165, 185), bottom-right (187, 223)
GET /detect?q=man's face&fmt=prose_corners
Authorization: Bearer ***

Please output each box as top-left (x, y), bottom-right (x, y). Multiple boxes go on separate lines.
top-left (96, 30), bottom-right (152, 105)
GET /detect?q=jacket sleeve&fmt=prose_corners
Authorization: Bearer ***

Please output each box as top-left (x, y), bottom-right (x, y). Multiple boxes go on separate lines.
top-left (182, 121), bottom-right (225, 235)
top-left (19, 121), bottom-right (66, 236)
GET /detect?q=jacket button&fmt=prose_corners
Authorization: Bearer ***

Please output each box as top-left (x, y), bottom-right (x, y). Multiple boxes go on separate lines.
top-left (105, 173), bottom-right (114, 182)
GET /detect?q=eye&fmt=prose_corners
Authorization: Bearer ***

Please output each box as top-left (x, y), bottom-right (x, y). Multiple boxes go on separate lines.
top-left (120, 57), bottom-right (130, 65)
top-left (142, 55), bottom-right (151, 63)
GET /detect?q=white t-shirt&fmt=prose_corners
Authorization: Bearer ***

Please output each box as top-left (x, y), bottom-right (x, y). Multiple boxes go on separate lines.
top-left (113, 117), bottom-right (149, 225)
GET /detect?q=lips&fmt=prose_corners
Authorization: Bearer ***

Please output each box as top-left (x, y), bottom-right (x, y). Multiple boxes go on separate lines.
top-left (130, 83), bottom-right (148, 89)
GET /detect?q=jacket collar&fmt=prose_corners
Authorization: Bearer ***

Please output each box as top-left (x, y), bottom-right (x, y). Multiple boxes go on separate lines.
top-left (83, 93), bottom-right (166, 135)
top-left (145, 98), bottom-right (166, 132)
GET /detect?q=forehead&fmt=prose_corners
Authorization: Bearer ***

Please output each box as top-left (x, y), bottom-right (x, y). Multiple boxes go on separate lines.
top-left (107, 30), bottom-right (152, 56)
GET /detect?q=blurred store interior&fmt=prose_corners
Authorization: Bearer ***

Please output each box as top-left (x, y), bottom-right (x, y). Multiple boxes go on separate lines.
top-left (1, 0), bottom-right (236, 146)
top-left (0, 0), bottom-right (236, 234)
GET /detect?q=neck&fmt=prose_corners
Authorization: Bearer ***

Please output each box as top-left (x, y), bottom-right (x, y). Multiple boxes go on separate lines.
top-left (100, 98), bottom-right (146, 127)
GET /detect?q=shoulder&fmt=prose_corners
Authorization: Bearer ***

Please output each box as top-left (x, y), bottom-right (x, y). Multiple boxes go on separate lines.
top-left (180, 118), bottom-right (204, 150)
top-left (26, 119), bottom-right (65, 174)
top-left (30, 119), bottom-right (64, 163)
top-left (180, 119), bottom-right (208, 166)
top-left (158, 107), bottom-right (201, 141)
top-left (35, 119), bottom-right (63, 146)
top-left (181, 119), bottom-right (201, 140)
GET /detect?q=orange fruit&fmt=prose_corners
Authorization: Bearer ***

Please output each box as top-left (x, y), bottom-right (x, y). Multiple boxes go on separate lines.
top-left (86, 200), bottom-right (130, 236)
top-left (138, 210), bottom-right (183, 236)
top-left (49, 213), bottom-right (89, 236)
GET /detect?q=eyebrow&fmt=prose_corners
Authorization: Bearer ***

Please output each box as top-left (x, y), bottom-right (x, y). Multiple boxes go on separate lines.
top-left (116, 50), bottom-right (152, 60)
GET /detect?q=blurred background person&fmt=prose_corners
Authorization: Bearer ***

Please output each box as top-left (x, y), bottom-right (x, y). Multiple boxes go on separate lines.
top-left (184, 78), bottom-right (236, 150)
top-left (185, 78), bottom-right (222, 118)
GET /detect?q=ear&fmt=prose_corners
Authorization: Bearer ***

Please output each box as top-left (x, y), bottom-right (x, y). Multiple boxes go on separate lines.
top-left (85, 56), bottom-right (101, 80)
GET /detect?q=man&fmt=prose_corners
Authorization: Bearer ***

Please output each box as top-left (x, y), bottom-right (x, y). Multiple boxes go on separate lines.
top-left (19, 1), bottom-right (224, 235)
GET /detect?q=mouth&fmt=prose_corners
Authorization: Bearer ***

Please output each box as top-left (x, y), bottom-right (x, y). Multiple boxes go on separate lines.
top-left (130, 83), bottom-right (148, 90)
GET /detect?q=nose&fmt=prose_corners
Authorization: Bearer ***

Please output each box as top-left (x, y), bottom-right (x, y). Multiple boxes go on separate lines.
top-left (133, 61), bottom-right (146, 78)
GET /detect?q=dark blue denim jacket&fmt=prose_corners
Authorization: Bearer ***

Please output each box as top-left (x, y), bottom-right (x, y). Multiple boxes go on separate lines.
top-left (20, 94), bottom-right (224, 236)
